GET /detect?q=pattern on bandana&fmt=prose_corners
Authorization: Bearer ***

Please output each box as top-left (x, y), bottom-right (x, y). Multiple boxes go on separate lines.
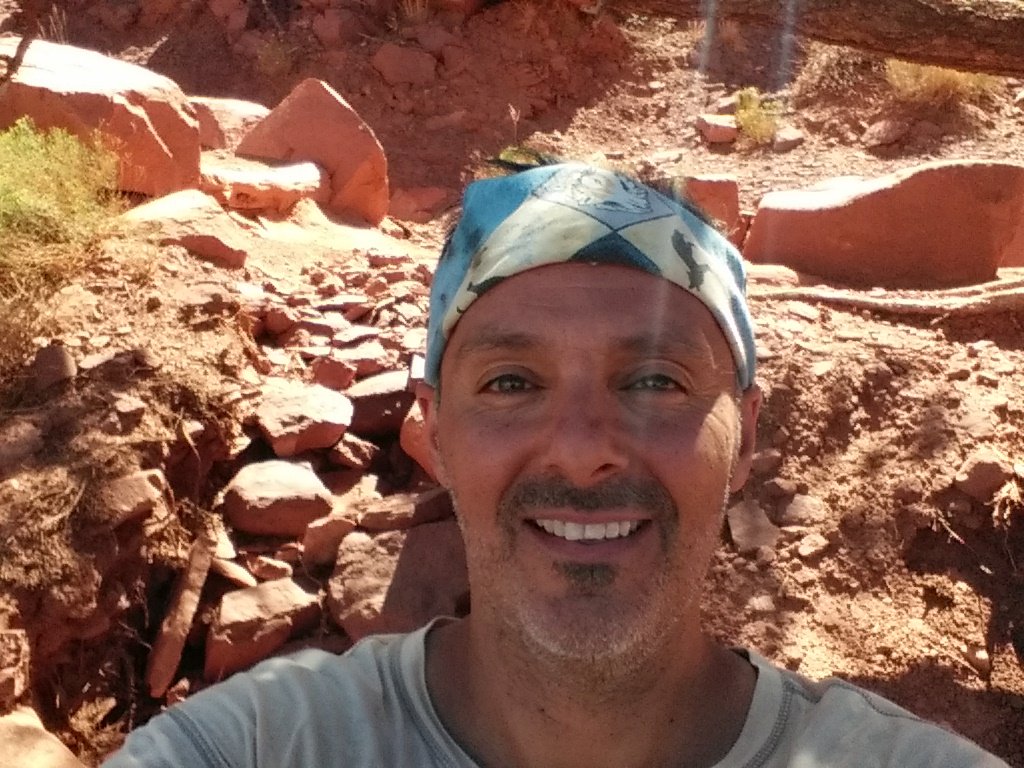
top-left (426, 163), bottom-right (756, 390)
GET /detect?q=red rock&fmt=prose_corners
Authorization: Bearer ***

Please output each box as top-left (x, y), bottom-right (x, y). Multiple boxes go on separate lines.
top-left (371, 43), bottom-right (438, 86)
top-left (326, 518), bottom-right (469, 641)
top-left (256, 378), bottom-right (354, 457)
top-left (743, 161), bottom-right (1024, 288)
top-left (311, 355), bottom-right (359, 390)
top-left (210, 557), bottom-right (259, 588)
top-left (726, 499), bottom-right (780, 555)
top-left (0, 419), bottom-right (44, 474)
top-left (188, 96), bottom-right (269, 150)
top-left (862, 118), bottom-right (910, 147)
top-left (354, 486), bottom-right (453, 531)
top-left (414, 24), bottom-right (459, 55)
top-left (28, 344), bottom-right (76, 390)
top-left (243, 554), bottom-right (293, 580)
top-left (312, 8), bottom-right (364, 46)
top-left (1004, 215), bottom-right (1024, 267)
top-left (954, 447), bottom-right (1014, 503)
top-left (122, 190), bottom-right (253, 269)
top-left (346, 370), bottom-right (415, 437)
top-left (399, 399), bottom-right (435, 478)
top-left (208, 0), bottom-right (248, 37)
top-left (388, 186), bottom-right (451, 223)
top-left (146, 539), bottom-right (213, 698)
top-left (0, 707), bottom-right (86, 768)
top-left (0, 38), bottom-right (199, 197)
top-left (0, 630), bottom-right (30, 712)
top-left (221, 460), bottom-right (332, 536)
top-left (696, 114), bottom-right (738, 143)
top-left (679, 174), bottom-right (742, 247)
top-left (200, 151), bottom-right (329, 212)
top-left (237, 78), bottom-right (389, 225)
top-left (772, 124), bottom-right (805, 153)
top-left (205, 578), bottom-right (321, 680)
top-left (302, 513), bottom-right (357, 569)
top-left (97, 469), bottom-right (172, 527)
top-left (331, 338), bottom-right (389, 378)
top-left (328, 431), bottom-right (382, 470)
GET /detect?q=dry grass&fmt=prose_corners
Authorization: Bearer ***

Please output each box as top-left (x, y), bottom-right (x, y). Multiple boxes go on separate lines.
top-left (0, 118), bottom-right (124, 384)
top-left (885, 60), bottom-right (1003, 106)
top-left (734, 87), bottom-right (782, 146)
top-left (398, 0), bottom-right (431, 25)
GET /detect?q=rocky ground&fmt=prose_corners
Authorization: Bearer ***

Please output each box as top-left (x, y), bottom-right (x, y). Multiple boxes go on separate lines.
top-left (0, 1), bottom-right (1023, 765)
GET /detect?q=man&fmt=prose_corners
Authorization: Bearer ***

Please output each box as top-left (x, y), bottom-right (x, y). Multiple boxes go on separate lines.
top-left (106, 163), bottom-right (1007, 767)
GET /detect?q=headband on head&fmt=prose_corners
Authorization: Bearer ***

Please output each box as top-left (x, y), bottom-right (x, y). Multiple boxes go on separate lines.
top-left (425, 163), bottom-right (756, 390)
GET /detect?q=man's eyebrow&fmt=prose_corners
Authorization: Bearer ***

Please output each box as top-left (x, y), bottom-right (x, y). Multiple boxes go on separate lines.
top-left (615, 333), bottom-right (715, 362)
top-left (449, 330), bottom-right (541, 358)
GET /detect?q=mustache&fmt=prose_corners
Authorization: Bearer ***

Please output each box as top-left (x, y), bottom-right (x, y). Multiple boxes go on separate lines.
top-left (498, 476), bottom-right (676, 516)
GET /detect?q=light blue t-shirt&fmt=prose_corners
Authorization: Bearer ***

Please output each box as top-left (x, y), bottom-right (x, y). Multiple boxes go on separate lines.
top-left (105, 622), bottom-right (1008, 767)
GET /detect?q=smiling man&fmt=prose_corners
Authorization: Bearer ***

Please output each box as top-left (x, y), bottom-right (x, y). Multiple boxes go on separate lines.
top-left (107, 163), bottom-right (1007, 768)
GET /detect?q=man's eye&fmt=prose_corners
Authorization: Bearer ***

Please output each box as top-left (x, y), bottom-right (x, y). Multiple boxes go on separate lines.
top-left (484, 374), bottom-right (532, 393)
top-left (628, 374), bottom-right (680, 392)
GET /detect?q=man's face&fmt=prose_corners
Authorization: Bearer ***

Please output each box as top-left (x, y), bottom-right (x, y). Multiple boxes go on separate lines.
top-left (421, 263), bottom-right (759, 670)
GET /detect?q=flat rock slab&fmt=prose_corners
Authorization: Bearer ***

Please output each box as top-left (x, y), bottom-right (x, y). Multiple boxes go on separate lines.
top-left (256, 377), bottom-right (354, 457)
top-left (743, 160), bottom-right (1024, 288)
top-left (146, 540), bottom-right (213, 698)
top-left (221, 460), bottom-right (332, 536)
top-left (0, 37), bottom-right (199, 196)
top-left (122, 189), bottom-right (253, 268)
top-left (205, 577), bottom-right (321, 680)
top-left (237, 78), bottom-right (389, 225)
top-left (327, 518), bottom-right (469, 641)
top-left (200, 151), bottom-right (329, 212)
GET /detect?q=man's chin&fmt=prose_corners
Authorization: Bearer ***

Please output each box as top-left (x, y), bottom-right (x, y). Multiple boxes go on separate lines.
top-left (504, 596), bottom-right (666, 676)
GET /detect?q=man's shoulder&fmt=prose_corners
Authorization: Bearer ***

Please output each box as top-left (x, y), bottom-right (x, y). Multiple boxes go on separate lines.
top-left (741, 650), bottom-right (1008, 768)
top-left (104, 628), bottom-right (432, 768)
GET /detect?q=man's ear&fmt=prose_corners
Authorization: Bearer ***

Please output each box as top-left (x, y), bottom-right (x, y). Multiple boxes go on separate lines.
top-left (415, 382), bottom-right (448, 486)
top-left (729, 383), bottom-right (762, 493)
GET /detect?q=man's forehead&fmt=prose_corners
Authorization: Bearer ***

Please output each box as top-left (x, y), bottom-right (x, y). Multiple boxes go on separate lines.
top-left (444, 265), bottom-right (731, 368)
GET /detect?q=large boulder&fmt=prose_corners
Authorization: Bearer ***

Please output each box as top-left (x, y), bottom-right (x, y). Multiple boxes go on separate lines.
top-left (221, 460), bottom-right (333, 537)
top-left (237, 78), bottom-right (389, 225)
top-left (0, 37), bottom-right (200, 196)
top-left (743, 161), bottom-right (1024, 288)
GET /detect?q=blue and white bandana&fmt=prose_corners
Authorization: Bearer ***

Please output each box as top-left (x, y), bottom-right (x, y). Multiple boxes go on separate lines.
top-left (425, 163), bottom-right (756, 389)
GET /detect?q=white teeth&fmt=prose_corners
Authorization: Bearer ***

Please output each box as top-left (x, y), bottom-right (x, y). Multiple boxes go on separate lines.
top-left (564, 522), bottom-right (584, 541)
top-left (535, 519), bottom-right (641, 541)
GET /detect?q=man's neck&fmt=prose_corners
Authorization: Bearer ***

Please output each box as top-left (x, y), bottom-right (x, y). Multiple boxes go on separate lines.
top-left (425, 616), bottom-right (757, 768)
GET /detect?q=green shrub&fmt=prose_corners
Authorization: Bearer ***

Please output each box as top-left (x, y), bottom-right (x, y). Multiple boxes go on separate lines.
top-left (0, 117), bottom-right (123, 384)
top-left (734, 87), bottom-right (782, 146)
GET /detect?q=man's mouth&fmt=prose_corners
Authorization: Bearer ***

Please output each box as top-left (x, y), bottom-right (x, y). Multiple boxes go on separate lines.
top-left (531, 519), bottom-right (645, 542)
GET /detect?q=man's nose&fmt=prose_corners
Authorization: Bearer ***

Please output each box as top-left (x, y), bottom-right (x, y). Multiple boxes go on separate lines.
top-left (540, 383), bottom-right (629, 486)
